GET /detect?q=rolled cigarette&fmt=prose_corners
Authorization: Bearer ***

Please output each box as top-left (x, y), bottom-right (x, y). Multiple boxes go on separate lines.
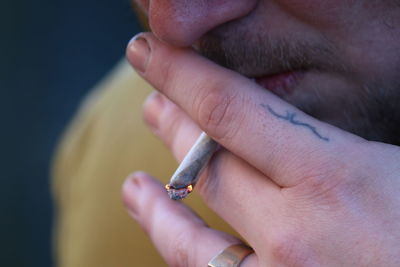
top-left (165, 132), bottom-right (219, 200)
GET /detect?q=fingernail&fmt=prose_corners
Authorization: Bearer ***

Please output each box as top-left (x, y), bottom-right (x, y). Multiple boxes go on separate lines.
top-left (143, 92), bottom-right (165, 130)
top-left (122, 173), bottom-right (144, 217)
top-left (127, 34), bottom-right (151, 73)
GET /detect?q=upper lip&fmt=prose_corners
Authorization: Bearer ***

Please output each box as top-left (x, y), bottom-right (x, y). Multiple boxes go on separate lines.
top-left (242, 69), bottom-right (300, 79)
top-left (226, 63), bottom-right (307, 80)
top-left (193, 43), bottom-right (309, 79)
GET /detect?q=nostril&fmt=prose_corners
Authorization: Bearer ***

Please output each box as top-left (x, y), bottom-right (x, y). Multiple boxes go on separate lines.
top-left (148, 2), bottom-right (206, 47)
top-left (147, 0), bottom-right (258, 47)
top-left (149, 19), bottom-right (203, 47)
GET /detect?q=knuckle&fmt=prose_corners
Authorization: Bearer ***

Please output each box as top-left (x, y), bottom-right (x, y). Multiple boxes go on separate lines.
top-left (284, 170), bottom-right (344, 207)
top-left (196, 86), bottom-right (242, 141)
top-left (282, 150), bottom-right (378, 221)
top-left (268, 230), bottom-right (313, 266)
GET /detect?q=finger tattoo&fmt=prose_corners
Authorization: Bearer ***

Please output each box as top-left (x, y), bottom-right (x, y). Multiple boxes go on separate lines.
top-left (261, 104), bottom-right (330, 142)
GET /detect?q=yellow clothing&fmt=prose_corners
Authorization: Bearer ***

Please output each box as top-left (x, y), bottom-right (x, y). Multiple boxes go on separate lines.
top-left (52, 60), bottom-right (234, 267)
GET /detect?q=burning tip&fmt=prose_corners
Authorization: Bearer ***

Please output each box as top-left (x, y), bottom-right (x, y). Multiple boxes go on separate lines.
top-left (165, 184), bottom-right (194, 200)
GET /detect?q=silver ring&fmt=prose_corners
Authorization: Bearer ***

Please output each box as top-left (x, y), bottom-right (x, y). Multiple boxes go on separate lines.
top-left (208, 244), bottom-right (254, 267)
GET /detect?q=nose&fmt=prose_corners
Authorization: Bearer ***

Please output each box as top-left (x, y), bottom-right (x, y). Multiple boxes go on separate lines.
top-left (135, 0), bottom-right (258, 47)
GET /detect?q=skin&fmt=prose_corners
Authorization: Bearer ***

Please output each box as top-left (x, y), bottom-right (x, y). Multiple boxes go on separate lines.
top-left (122, 1), bottom-right (400, 266)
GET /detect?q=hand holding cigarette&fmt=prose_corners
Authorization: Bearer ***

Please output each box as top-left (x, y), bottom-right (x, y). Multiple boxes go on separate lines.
top-left (124, 33), bottom-right (400, 266)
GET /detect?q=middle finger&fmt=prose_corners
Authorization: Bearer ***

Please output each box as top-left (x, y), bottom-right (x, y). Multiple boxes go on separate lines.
top-left (144, 92), bottom-right (284, 247)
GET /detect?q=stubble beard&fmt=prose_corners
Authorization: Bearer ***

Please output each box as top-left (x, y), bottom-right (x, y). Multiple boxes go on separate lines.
top-left (196, 28), bottom-right (400, 145)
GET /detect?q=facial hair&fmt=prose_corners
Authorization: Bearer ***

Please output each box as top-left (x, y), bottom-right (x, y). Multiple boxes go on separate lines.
top-left (195, 26), bottom-right (400, 145)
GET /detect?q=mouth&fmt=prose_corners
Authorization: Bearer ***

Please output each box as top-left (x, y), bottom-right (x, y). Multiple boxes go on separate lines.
top-left (253, 71), bottom-right (305, 97)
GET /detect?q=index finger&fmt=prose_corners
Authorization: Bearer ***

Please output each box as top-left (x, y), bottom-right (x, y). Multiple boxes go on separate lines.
top-left (127, 32), bottom-right (364, 187)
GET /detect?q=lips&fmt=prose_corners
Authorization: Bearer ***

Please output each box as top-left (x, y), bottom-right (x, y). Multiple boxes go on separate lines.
top-left (255, 71), bottom-right (305, 97)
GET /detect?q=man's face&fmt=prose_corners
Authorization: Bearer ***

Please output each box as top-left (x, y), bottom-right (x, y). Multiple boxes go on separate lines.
top-left (134, 0), bottom-right (400, 144)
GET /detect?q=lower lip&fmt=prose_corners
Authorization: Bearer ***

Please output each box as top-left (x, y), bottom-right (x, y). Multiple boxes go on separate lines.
top-left (255, 71), bottom-right (304, 96)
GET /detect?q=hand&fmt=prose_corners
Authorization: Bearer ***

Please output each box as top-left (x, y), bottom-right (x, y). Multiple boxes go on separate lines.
top-left (122, 32), bottom-right (400, 266)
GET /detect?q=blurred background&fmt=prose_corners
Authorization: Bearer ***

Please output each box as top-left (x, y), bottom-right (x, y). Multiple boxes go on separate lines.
top-left (1, 0), bottom-right (142, 266)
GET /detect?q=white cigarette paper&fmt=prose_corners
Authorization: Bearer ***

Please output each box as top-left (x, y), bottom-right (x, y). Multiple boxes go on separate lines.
top-left (166, 132), bottom-right (219, 200)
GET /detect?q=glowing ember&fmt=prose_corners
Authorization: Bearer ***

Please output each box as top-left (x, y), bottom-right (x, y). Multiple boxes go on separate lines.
top-left (165, 184), bottom-right (194, 200)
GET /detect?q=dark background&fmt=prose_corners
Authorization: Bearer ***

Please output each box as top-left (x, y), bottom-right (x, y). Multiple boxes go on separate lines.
top-left (1, 1), bottom-right (142, 266)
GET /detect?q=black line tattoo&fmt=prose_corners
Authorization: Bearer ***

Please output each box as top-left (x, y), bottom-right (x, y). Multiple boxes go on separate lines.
top-left (261, 104), bottom-right (330, 142)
